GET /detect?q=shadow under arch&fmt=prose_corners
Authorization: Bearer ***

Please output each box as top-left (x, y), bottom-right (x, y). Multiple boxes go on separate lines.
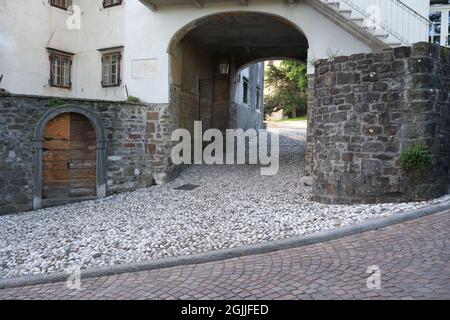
top-left (167, 10), bottom-right (310, 59)
top-left (32, 105), bottom-right (108, 209)
top-left (167, 10), bottom-right (310, 136)
top-left (236, 57), bottom-right (307, 75)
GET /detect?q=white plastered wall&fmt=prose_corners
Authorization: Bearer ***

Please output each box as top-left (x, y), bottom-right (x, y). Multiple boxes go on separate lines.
top-left (0, 0), bottom-right (125, 100)
top-left (124, 0), bottom-right (375, 104)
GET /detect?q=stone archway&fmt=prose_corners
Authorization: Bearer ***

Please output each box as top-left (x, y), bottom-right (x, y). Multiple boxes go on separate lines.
top-left (167, 11), bottom-right (310, 68)
top-left (168, 11), bottom-right (310, 134)
top-left (165, 10), bottom-right (450, 205)
top-left (32, 105), bottom-right (107, 209)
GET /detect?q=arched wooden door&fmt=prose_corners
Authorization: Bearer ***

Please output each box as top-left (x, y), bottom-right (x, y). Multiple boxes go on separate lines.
top-left (43, 113), bottom-right (97, 200)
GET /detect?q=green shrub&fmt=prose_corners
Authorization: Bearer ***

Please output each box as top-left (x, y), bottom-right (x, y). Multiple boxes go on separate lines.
top-left (442, 47), bottom-right (449, 62)
top-left (48, 98), bottom-right (64, 108)
top-left (400, 144), bottom-right (432, 173)
top-left (127, 96), bottom-right (141, 103)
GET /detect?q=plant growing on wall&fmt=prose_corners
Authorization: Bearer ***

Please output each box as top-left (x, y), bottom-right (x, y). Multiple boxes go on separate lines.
top-left (307, 49), bottom-right (340, 71)
top-left (400, 144), bottom-right (432, 173)
top-left (48, 98), bottom-right (65, 108)
top-left (127, 96), bottom-right (141, 103)
top-left (442, 47), bottom-right (449, 62)
top-left (326, 48), bottom-right (341, 59)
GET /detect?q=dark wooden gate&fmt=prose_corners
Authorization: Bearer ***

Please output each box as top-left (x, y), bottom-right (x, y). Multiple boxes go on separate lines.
top-left (43, 113), bottom-right (97, 200)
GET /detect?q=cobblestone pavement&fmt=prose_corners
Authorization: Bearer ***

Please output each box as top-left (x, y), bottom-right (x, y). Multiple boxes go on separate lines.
top-left (2, 122), bottom-right (447, 280)
top-left (1, 210), bottom-right (448, 300)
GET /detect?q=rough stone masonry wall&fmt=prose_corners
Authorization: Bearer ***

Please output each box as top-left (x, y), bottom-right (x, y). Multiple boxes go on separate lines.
top-left (308, 42), bottom-right (450, 204)
top-left (0, 94), bottom-right (175, 214)
top-left (304, 74), bottom-right (317, 177)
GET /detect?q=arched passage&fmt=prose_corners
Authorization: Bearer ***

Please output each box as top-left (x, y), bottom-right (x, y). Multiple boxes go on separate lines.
top-left (168, 11), bottom-right (309, 133)
top-left (33, 105), bottom-right (107, 209)
top-left (168, 11), bottom-right (309, 68)
top-left (236, 57), bottom-right (305, 75)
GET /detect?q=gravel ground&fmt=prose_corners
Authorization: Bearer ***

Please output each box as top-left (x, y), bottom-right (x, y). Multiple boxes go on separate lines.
top-left (0, 124), bottom-right (449, 279)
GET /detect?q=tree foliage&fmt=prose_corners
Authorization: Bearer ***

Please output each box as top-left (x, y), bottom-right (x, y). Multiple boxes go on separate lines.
top-left (265, 61), bottom-right (308, 117)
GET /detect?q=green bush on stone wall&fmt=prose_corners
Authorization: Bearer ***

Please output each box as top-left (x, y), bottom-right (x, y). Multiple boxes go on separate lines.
top-left (48, 98), bottom-right (64, 108)
top-left (442, 47), bottom-right (449, 62)
top-left (127, 96), bottom-right (141, 103)
top-left (400, 144), bottom-right (432, 173)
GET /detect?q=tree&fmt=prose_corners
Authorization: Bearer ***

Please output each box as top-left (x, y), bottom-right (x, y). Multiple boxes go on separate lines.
top-left (265, 61), bottom-right (308, 118)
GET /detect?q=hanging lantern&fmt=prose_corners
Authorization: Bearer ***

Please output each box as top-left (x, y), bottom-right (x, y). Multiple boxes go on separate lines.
top-left (219, 60), bottom-right (230, 75)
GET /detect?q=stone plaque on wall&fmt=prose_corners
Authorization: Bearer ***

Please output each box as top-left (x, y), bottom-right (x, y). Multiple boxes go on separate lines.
top-left (131, 59), bottom-right (158, 79)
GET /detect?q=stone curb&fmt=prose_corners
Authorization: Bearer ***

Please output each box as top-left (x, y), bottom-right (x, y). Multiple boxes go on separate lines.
top-left (1, 200), bottom-right (450, 290)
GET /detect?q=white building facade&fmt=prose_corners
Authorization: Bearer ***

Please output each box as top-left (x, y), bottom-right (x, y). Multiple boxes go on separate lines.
top-left (430, 0), bottom-right (450, 46)
top-left (0, 0), bottom-right (440, 105)
top-left (0, 0), bottom-right (126, 101)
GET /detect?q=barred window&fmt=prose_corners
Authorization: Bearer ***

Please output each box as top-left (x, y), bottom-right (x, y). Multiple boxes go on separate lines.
top-left (102, 53), bottom-right (121, 87)
top-left (243, 77), bottom-right (249, 104)
top-left (50, 0), bottom-right (72, 10)
top-left (103, 0), bottom-right (123, 8)
top-left (256, 87), bottom-right (261, 109)
top-left (49, 52), bottom-right (72, 89)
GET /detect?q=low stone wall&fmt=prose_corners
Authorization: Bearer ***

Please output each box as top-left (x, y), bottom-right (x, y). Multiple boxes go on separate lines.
top-left (308, 42), bottom-right (450, 204)
top-left (304, 74), bottom-right (317, 177)
top-left (0, 94), bottom-right (174, 214)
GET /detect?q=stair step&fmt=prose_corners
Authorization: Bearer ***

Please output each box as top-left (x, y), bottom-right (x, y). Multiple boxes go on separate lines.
top-left (362, 25), bottom-right (377, 31)
top-left (374, 34), bottom-right (389, 40)
top-left (325, 1), bottom-right (340, 10)
top-left (350, 17), bottom-right (364, 25)
top-left (386, 42), bottom-right (403, 47)
top-left (338, 10), bottom-right (352, 18)
top-left (321, 0), bottom-right (410, 48)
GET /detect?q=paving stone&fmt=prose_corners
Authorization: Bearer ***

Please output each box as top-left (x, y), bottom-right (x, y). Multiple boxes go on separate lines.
top-left (2, 125), bottom-right (448, 280)
top-left (0, 210), bottom-right (448, 300)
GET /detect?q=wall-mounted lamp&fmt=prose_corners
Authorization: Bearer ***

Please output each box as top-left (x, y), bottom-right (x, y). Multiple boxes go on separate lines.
top-left (219, 60), bottom-right (230, 75)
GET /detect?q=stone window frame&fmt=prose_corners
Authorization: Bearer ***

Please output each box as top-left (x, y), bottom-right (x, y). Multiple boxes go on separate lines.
top-left (47, 48), bottom-right (74, 89)
top-left (32, 105), bottom-right (108, 210)
top-left (102, 52), bottom-right (121, 87)
top-left (98, 46), bottom-right (124, 88)
top-left (103, 0), bottom-right (123, 8)
top-left (256, 87), bottom-right (262, 111)
top-left (429, 4), bottom-right (450, 47)
top-left (50, 0), bottom-right (72, 11)
top-left (242, 76), bottom-right (249, 105)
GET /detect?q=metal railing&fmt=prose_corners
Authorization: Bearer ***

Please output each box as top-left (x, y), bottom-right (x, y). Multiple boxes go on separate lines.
top-left (322, 0), bottom-right (431, 46)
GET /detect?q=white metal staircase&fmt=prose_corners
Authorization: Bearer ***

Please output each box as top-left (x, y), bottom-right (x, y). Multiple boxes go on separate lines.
top-left (315, 0), bottom-right (431, 48)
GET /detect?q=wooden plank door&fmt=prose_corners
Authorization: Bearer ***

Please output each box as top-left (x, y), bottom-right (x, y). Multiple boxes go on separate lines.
top-left (69, 113), bottom-right (97, 197)
top-left (43, 113), bottom-right (97, 200)
top-left (43, 113), bottom-right (71, 199)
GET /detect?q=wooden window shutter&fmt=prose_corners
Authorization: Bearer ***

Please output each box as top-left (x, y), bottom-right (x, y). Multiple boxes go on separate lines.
top-left (69, 59), bottom-right (73, 88)
top-left (49, 54), bottom-right (54, 85)
top-left (118, 53), bottom-right (122, 85)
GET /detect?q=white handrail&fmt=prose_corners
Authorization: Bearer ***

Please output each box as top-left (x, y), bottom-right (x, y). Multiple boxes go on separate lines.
top-left (322, 0), bottom-right (431, 46)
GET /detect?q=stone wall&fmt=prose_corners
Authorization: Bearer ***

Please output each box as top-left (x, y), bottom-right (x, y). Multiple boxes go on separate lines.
top-left (307, 42), bottom-right (450, 204)
top-left (304, 74), bottom-right (316, 177)
top-left (0, 94), bottom-right (174, 214)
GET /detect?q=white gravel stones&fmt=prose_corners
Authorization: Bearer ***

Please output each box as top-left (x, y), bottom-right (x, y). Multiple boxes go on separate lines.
top-left (0, 125), bottom-right (448, 279)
